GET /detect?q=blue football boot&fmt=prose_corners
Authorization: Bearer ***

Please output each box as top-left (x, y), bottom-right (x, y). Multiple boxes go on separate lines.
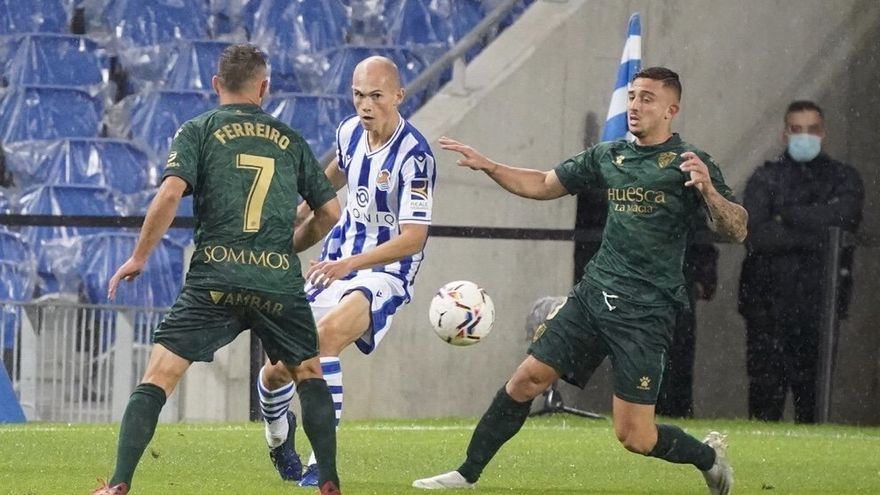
top-left (268, 411), bottom-right (302, 481)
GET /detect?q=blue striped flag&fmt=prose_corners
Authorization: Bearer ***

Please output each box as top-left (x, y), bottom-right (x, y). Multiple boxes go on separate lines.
top-left (601, 13), bottom-right (641, 142)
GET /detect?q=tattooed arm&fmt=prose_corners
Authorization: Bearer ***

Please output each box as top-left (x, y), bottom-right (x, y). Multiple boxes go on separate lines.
top-left (680, 151), bottom-right (748, 243)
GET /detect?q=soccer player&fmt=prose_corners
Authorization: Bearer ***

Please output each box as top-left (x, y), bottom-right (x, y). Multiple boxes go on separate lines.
top-left (91, 44), bottom-right (344, 495)
top-left (256, 55), bottom-right (435, 486)
top-left (412, 67), bottom-right (746, 495)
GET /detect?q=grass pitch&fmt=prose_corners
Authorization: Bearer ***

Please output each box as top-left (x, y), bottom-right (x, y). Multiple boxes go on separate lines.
top-left (1, 416), bottom-right (878, 494)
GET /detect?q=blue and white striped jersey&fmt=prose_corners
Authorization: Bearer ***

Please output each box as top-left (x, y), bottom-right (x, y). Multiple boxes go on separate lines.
top-left (318, 114), bottom-right (436, 292)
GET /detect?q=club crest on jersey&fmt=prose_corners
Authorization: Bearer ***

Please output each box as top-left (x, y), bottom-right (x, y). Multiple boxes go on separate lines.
top-left (376, 169), bottom-right (391, 191)
top-left (613, 154), bottom-right (625, 167)
top-left (657, 151), bottom-right (677, 169)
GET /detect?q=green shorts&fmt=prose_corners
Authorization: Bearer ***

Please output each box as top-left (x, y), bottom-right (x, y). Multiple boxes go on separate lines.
top-left (528, 282), bottom-right (676, 405)
top-left (153, 284), bottom-right (318, 365)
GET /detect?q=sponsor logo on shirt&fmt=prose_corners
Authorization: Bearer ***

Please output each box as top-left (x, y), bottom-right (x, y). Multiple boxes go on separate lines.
top-left (200, 246), bottom-right (291, 270)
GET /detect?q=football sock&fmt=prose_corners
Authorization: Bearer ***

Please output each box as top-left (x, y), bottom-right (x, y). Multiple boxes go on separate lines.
top-left (298, 378), bottom-right (339, 487)
top-left (110, 383), bottom-right (167, 487)
top-left (257, 366), bottom-right (295, 448)
top-left (458, 386), bottom-right (533, 483)
top-left (647, 423), bottom-right (716, 471)
top-left (307, 357), bottom-right (342, 466)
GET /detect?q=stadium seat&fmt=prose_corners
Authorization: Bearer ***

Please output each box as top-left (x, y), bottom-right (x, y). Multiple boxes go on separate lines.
top-left (383, 0), bottom-right (452, 49)
top-left (0, 232), bottom-right (36, 349)
top-left (0, 34), bottom-right (106, 87)
top-left (0, 0), bottom-right (70, 34)
top-left (99, 0), bottom-right (209, 48)
top-left (0, 85), bottom-right (103, 143)
top-left (123, 39), bottom-right (230, 92)
top-left (264, 93), bottom-right (350, 157)
top-left (113, 90), bottom-right (217, 160)
top-left (17, 184), bottom-right (121, 294)
top-left (248, 0), bottom-right (349, 92)
top-left (0, 191), bottom-right (9, 213)
top-left (321, 45), bottom-right (427, 115)
top-left (3, 138), bottom-right (149, 194)
top-left (78, 232), bottom-right (184, 307)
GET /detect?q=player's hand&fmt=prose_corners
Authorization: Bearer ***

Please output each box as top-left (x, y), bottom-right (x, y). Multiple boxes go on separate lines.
top-left (439, 136), bottom-right (498, 173)
top-left (108, 257), bottom-right (146, 301)
top-left (307, 258), bottom-right (355, 289)
top-left (679, 152), bottom-right (715, 195)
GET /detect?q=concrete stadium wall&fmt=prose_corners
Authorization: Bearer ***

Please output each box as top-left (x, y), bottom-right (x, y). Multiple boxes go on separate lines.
top-left (182, 0), bottom-right (880, 424)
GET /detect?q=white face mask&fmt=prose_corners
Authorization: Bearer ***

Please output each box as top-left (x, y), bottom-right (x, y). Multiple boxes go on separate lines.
top-left (787, 133), bottom-right (822, 162)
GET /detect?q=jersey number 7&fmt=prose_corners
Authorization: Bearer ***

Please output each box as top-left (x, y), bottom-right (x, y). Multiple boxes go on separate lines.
top-left (236, 153), bottom-right (275, 232)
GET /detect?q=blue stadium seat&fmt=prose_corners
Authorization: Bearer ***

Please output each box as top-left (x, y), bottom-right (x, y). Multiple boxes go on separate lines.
top-left (78, 232), bottom-right (184, 307)
top-left (100, 0), bottom-right (209, 48)
top-left (122, 39), bottom-right (230, 92)
top-left (0, 85), bottom-right (103, 143)
top-left (0, 233), bottom-right (36, 347)
top-left (321, 45), bottom-right (427, 115)
top-left (248, 0), bottom-right (349, 92)
top-left (3, 138), bottom-right (149, 194)
top-left (0, 0), bottom-right (70, 34)
top-left (0, 34), bottom-right (106, 87)
top-left (0, 192), bottom-right (9, 213)
top-left (383, 0), bottom-right (452, 49)
top-left (120, 90), bottom-right (217, 159)
top-left (166, 40), bottom-right (230, 90)
top-left (17, 185), bottom-right (121, 294)
top-left (264, 93), bottom-right (350, 156)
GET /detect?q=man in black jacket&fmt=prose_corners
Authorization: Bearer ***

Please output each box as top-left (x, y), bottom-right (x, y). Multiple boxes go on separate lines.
top-left (738, 100), bottom-right (863, 423)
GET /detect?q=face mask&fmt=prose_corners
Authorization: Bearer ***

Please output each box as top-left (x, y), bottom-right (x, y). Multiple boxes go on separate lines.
top-left (787, 133), bottom-right (821, 162)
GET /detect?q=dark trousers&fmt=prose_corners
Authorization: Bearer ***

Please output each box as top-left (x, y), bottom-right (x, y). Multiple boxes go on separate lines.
top-left (656, 308), bottom-right (695, 418)
top-left (745, 316), bottom-right (819, 423)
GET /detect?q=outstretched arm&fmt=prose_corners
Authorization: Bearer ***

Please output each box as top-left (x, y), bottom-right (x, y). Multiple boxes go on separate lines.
top-left (679, 152), bottom-right (748, 243)
top-left (108, 176), bottom-right (187, 300)
top-left (439, 137), bottom-right (568, 200)
top-left (293, 196), bottom-right (341, 252)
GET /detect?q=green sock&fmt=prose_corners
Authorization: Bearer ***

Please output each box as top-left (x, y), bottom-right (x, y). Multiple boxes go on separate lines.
top-left (458, 387), bottom-right (533, 483)
top-left (110, 383), bottom-right (167, 487)
top-left (647, 424), bottom-right (716, 470)
top-left (298, 378), bottom-right (339, 487)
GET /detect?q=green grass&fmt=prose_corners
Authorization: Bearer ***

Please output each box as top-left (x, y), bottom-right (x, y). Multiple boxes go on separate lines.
top-left (1, 416), bottom-right (879, 494)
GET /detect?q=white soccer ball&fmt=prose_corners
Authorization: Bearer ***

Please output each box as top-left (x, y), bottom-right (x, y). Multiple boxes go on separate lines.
top-left (428, 280), bottom-right (495, 346)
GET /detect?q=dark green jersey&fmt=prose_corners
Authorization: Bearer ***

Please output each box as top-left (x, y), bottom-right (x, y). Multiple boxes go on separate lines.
top-left (162, 103), bottom-right (336, 294)
top-left (555, 134), bottom-right (736, 307)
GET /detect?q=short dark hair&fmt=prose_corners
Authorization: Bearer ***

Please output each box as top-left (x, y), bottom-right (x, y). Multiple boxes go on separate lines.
top-left (785, 100), bottom-right (823, 121)
top-left (632, 66), bottom-right (682, 100)
top-left (217, 44), bottom-right (267, 92)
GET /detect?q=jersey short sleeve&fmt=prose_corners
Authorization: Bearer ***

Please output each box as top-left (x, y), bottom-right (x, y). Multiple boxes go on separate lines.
top-left (398, 151), bottom-right (435, 224)
top-left (553, 146), bottom-right (605, 196)
top-left (700, 152), bottom-right (737, 203)
top-left (162, 122), bottom-right (200, 192)
top-left (296, 141), bottom-right (337, 210)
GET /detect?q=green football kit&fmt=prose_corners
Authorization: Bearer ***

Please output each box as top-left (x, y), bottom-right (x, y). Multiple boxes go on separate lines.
top-left (530, 134), bottom-right (736, 404)
top-left (154, 103), bottom-right (336, 365)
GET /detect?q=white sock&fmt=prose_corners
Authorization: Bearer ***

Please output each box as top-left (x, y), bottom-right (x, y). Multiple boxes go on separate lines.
top-left (257, 366), bottom-right (295, 448)
top-left (307, 356), bottom-right (342, 466)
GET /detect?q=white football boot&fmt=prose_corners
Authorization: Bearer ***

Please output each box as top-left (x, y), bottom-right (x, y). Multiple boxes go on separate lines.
top-left (412, 471), bottom-right (475, 490)
top-left (701, 431), bottom-right (734, 495)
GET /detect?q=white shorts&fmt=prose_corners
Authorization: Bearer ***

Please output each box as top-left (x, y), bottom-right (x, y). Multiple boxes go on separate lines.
top-left (305, 271), bottom-right (410, 354)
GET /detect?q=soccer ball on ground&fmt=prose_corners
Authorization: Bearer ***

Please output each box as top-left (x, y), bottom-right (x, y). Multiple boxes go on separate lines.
top-left (428, 280), bottom-right (495, 346)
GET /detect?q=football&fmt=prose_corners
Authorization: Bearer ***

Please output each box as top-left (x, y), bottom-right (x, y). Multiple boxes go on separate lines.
top-left (428, 280), bottom-right (495, 346)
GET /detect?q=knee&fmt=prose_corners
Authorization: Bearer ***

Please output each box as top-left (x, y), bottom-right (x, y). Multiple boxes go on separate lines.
top-left (614, 426), bottom-right (655, 455)
top-left (288, 357), bottom-right (323, 384)
top-left (507, 370), bottom-right (553, 402)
